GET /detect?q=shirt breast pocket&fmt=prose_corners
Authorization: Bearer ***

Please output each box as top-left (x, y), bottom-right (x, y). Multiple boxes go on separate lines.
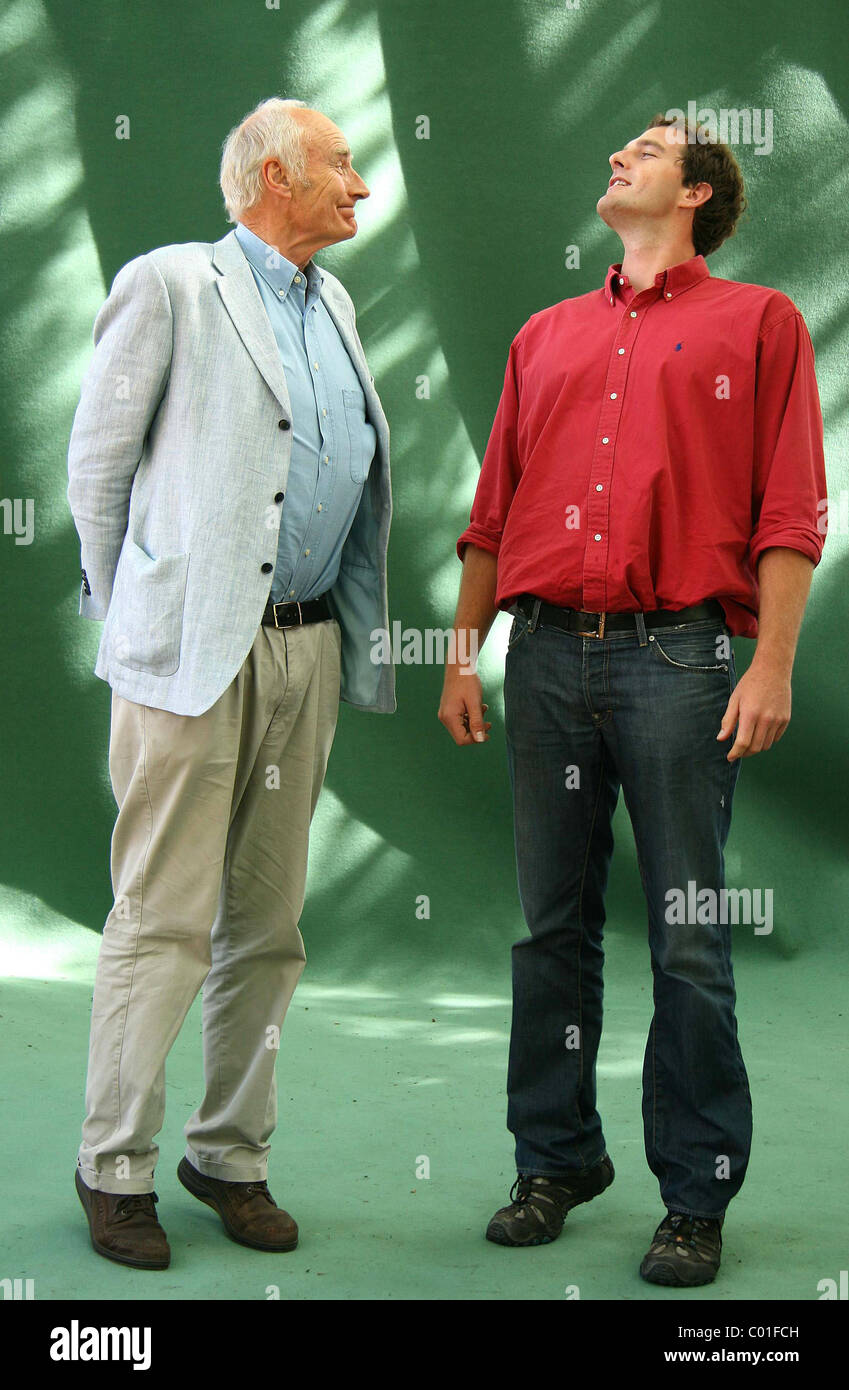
top-left (341, 387), bottom-right (374, 484)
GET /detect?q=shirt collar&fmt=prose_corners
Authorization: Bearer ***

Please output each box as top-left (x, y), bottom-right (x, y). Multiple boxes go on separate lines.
top-left (234, 222), bottom-right (324, 302)
top-left (603, 254), bottom-right (710, 306)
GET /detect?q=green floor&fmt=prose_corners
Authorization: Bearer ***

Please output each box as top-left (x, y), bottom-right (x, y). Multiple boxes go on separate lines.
top-left (2, 902), bottom-right (845, 1302)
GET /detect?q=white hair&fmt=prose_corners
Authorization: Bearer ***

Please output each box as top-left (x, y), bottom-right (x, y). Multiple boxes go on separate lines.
top-left (219, 97), bottom-right (311, 223)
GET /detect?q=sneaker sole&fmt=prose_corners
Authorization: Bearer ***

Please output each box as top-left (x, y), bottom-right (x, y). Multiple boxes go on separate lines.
top-left (75, 1169), bottom-right (170, 1270)
top-left (486, 1157), bottom-right (615, 1247)
top-left (177, 1158), bottom-right (298, 1252)
top-left (639, 1256), bottom-right (718, 1287)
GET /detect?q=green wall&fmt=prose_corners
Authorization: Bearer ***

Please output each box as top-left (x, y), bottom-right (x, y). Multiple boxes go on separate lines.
top-left (1, 0), bottom-right (846, 987)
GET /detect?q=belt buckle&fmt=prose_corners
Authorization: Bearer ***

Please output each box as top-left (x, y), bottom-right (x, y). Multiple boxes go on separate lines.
top-left (577, 610), bottom-right (606, 638)
top-left (272, 600), bottom-right (302, 630)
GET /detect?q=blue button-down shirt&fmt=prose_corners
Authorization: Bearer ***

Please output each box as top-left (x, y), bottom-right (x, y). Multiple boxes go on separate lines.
top-left (234, 222), bottom-right (376, 604)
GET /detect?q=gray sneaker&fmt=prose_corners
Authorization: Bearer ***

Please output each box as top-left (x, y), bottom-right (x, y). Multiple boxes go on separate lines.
top-left (639, 1210), bottom-right (724, 1286)
top-left (486, 1155), bottom-right (615, 1246)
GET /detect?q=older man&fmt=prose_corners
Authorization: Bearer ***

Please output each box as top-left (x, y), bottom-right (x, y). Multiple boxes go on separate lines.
top-left (67, 97), bottom-right (393, 1269)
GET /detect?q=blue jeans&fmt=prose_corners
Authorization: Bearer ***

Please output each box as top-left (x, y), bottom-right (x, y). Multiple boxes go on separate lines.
top-left (503, 606), bottom-right (752, 1218)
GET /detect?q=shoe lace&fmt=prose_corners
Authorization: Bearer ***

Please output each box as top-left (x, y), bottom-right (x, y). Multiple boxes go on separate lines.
top-left (509, 1176), bottom-right (534, 1205)
top-left (233, 1181), bottom-right (276, 1209)
top-left (508, 1175), bottom-right (569, 1212)
top-left (113, 1192), bottom-right (158, 1222)
top-left (659, 1212), bottom-right (718, 1250)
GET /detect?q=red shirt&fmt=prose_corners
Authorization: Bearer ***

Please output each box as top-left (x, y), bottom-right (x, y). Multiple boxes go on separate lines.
top-left (457, 255), bottom-right (827, 637)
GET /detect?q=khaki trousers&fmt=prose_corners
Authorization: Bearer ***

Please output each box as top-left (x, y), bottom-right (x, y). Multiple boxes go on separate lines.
top-left (77, 618), bottom-right (342, 1194)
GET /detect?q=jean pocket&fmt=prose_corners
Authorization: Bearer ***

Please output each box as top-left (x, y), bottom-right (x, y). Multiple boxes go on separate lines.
top-left (648, 623), bottom-right (730, 673)
top-left (507, 613), bottom-right (532, 651)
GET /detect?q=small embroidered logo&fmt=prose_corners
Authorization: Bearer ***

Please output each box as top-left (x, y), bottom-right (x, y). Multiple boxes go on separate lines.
top-left (675, 342), bottom-right (683, 351)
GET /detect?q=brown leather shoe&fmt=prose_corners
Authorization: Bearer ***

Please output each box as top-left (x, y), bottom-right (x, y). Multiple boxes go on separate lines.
top-left (75, 1168), bottom-right (170, 1269)
top-left (177, 1157), bottom-right (298, 1251)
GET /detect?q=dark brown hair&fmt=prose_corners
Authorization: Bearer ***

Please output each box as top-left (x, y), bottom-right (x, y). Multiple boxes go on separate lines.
top-left (645, 111), bottom-right (748, 257)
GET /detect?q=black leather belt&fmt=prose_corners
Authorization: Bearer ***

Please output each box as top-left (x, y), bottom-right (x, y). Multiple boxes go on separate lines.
top-left (261, 593), bottom-right (333, 629)
top-left (513, 594), bottom-right (725, 638)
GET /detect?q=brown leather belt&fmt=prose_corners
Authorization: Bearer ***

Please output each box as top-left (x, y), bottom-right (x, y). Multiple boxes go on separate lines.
top-left (261, 592), bottom-right (333, 629)
top-left (512, 595), bottom-right (726, 639)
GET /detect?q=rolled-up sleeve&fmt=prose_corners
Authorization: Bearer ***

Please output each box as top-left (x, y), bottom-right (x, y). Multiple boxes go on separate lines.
top-left (456, 334), bottom-right (524, 561)
top-left (748, 308), bottom-right (827, 571)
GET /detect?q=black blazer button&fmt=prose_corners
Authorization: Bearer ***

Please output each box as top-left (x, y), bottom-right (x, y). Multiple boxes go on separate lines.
top-left (274, 492), bottom-right (284, 503)
top-left (278, 419), bottom-right (291, 430)
top-left (261, 562), bottom-right (273, 573)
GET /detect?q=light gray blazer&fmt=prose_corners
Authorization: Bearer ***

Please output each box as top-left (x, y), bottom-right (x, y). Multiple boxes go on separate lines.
top-left (66, 229), bottom-right (395, 717)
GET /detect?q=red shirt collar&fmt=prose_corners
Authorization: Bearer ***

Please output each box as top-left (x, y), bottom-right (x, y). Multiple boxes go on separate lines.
top-left (603, 254), bottom-right (710, 305)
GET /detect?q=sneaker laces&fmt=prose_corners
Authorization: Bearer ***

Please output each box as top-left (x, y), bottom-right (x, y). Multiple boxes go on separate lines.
top-left (656, 1211), bottom-right (720, 1253)
top-left (508, 1174), bottom-right (570, 1212)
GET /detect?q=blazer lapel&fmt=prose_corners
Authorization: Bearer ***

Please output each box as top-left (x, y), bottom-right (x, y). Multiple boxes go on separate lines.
top-left (212, 231), bottom-right (292, 414)
top-left (213, 230), bottom-right (386, 455)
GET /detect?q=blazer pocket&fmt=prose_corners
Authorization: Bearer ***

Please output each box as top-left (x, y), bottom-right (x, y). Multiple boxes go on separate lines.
top-left (341, 387), bottom-right (374, 484)
top-left (109, 538), bottom-right (190, 676)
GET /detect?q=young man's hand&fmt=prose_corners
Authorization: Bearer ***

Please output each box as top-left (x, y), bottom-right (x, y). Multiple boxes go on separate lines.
top-left (438, 667), bottom-right (492, 745)
top-left (438, 544), bottom-right (499, 745)
top-left (717, 661), bottom-right (792, 760)
top-left (717, 548), bottom-right (812, 760)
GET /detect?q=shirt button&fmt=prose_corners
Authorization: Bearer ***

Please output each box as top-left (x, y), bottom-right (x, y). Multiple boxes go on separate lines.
top-left (602, 436), bottom-right (609, 444)
top-left (317, 504), bottom-right (322, 512)
top-left (618, 348), bottom-right (625, 355)
top-left (278, 289), bottom-right (285, 298)
top-left (289, 589), bottom-right (296, 597)
top-left (313, 362), bottom-right (320, 370)
top-left (322, 408), bottom-right (328, 417)
top-left (304, 549), bottom-right (311, 556)
top-left (323, 455), bottom-right (329, 464)
top-left (594, 533), bottom-right (602, 541)
top-left (630, 310), bottom-right (637, 318)
top-left (279, 419), bottom-right (290, 430)
top-left (261, 562), bottom-right (273, 573)
top-left (610, 392), bottom-right (617, 399)
top-left (618, 276), bottom-right (625, 283)
top-left (274, 492), bottom-right (284, 503)
top-left (666, 292), bottom-right (672, 299)
top-left (596, 484), bottom-right (603, 492)
top-left (294, 275), bottom-right (302, 284)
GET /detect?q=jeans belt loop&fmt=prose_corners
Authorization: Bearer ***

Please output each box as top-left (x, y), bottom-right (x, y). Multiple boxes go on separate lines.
top-left (635, 611), bottom-right (648, 646)
top-left (528, 597), bottom-right (542, 633)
